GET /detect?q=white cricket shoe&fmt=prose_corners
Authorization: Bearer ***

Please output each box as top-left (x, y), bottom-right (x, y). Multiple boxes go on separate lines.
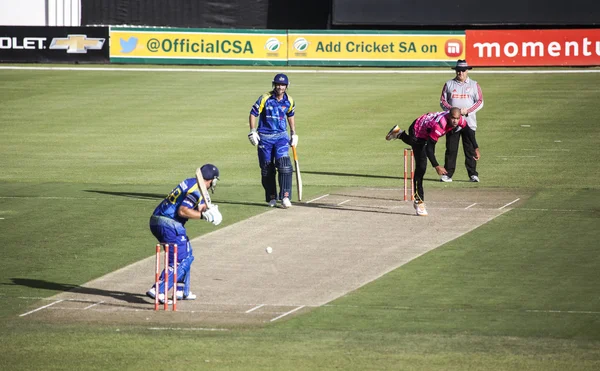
top-left (146, 287), bottom-right (156, 299)
top-left (268, 199), bottom-right (277, 207)
top-left (281, 197), bottom-right (292, 208)
top-left (147, 288), bottom-right (173, 304)
top-left (158, 293), bottom-right (172, 304)
top-left (440, 175), bottom-right (453, 182)
top-left (385, 125), bottom-right (403, 141)
top-left (176, 290), bottom-right (197, 300)
top-left (415, 201), bottom-right (428, 216)
top-left (470, 175), bottom-right (480, 182)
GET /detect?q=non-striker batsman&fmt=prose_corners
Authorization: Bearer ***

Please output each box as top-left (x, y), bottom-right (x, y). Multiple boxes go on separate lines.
top-left (248, 73), bottom-right (298, 208)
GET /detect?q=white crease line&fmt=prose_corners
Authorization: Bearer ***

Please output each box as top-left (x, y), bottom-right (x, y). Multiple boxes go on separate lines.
top-left (465, 203), bottom-right (477, 209)
top-left (306, 194), bottom-right (329, 203)
top-left (499, 198), bottom-right (521, 210)
top-left (19, 300), bottom-right (63, 317)
top-left (270, 305), bottom-right (306, 322)
top-left (245, 304), bottom-right (265, 313)
top-left (83, 301), bottom-right (104, 310)
top-left (496, 156), bottom-right (538, 158)
top-left (337, 199), bottom-right (351, 206)
top-left (520, 125), bottom-right (531, 127)
top-left (43, 306), bottom-right (287, 315)
top-left (16, 296), bottom-right (316, 308)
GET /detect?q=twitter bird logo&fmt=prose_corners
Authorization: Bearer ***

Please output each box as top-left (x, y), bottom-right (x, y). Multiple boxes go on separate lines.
top-left (120, 37), bottom-right (138, 53)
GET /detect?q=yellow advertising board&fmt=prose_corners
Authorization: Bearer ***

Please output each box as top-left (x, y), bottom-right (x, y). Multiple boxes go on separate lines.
top-left (110, 27), bottom-right (287, 65)
top-left (288, 31), bottom-right (465, 66)
top-left (108, 28), bottom-right (465, 67)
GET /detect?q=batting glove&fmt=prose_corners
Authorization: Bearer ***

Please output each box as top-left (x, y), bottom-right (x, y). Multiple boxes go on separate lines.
top-left (202, 205), bottom-right (222, 226)
top-left (248, 129), bottom-right (260, 146)
top-left (291, 134), bottom-right (298, 147)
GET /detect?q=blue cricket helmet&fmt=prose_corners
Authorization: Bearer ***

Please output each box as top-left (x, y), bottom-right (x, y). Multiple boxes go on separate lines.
top-left (272, 73), bottom-right (289, 86)
top-left (201, 164), bottom-right (219, 181)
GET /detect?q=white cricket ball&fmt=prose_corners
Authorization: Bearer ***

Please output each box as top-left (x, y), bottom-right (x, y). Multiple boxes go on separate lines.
top-left (266, 247), bottom-right (273, 254)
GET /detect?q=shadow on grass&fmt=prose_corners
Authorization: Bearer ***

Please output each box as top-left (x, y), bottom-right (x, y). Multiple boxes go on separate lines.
top-left (7, 278), bottom-right (149, 304)
top-left (84, 190), bottom-right (164, 200)
top-left (302, 172), bottom-right (470, 183)
top-left (85, 190), bottom-right (268, 208)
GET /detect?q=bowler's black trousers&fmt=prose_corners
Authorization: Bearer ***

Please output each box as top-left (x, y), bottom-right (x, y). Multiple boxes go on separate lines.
top-left (399, 122), bottom-right (428, 201)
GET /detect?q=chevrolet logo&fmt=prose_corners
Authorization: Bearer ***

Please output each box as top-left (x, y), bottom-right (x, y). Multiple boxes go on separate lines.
top-left (49, 34), bottom-right (105, 54)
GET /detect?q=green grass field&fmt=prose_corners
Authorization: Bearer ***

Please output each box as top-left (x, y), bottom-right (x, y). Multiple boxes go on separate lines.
top-left (0, 65), bottom-right (599, 370)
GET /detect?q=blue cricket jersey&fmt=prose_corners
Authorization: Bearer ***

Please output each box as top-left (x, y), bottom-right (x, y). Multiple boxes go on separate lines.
top-left (152, 178), bottom-right (205, 226)
top-left (250, 92), bottom-right (295, 135)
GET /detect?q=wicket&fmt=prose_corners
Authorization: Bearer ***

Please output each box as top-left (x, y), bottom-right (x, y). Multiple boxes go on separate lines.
top-left (403, 148), bottom-right (415, 201)
top-left (154, 243), bottom-right (178, 311)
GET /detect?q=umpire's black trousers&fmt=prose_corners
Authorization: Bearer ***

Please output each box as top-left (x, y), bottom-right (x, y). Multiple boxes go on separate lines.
top-left (444, 129), bottom-right (478, 178)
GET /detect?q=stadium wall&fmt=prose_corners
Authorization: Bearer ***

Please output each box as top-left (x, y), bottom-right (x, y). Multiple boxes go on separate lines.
top-left (332, 0), bottom-right (600, 28)
top-left (80, 0), bottom-right (330, 30)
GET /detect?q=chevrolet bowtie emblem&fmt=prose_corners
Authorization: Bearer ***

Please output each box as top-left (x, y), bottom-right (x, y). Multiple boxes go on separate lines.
top-left (49, 34), bottom-right (105, 54)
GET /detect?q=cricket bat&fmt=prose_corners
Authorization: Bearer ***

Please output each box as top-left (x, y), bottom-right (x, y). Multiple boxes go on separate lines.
top-left (291, 146), bottom-right (303, 201)
top-left (195, 167), bottom-right (213, 209)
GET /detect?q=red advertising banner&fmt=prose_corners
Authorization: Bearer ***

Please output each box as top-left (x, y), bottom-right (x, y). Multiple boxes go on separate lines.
top-left (466, 29), bottom-right (600, 66)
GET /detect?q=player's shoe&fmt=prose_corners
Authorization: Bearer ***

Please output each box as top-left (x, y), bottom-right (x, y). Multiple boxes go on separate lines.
top-left (385, 125), bottom-right (403, 141)
top-left (470, 175), bottom-right (480, 182)
top-left (147, 288), bottom-right (174, 304)
top-left (158, 293), bottom-right (172, 304)
top-left (281, 197), bottom-right (292, 208)
top-left (176, 291), bottom-right (197, 300)
top-left (440, 175), bottom-right (453, 182)
top-left (415, 201), bottom-right (428, 216)
top-left (146, 287), bottom-right (157, 299)
top-left (268, 199), bottom-right (277, 207)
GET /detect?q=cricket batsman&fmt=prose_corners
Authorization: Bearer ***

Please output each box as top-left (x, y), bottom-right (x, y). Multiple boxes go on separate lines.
top-left (146, 164), bottom-right (222, 303)
top-left (248, 73), bottom-right (298, 208)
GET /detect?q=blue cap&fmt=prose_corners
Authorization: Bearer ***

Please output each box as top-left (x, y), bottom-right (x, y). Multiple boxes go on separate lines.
top-left (272, 73), bottom-right (289, 85)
